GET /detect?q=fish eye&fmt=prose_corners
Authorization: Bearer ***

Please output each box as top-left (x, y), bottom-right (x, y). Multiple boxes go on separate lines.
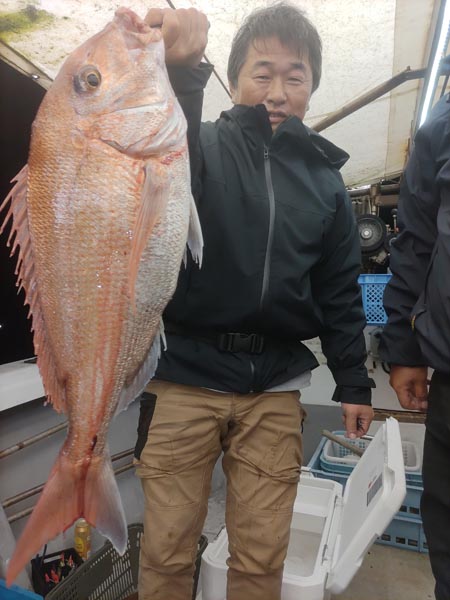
top-left (74, 65), bottom-right (102, 93)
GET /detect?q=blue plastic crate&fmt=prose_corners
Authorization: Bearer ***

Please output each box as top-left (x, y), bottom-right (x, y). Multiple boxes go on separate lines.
top-left (318, 430), bottom-right (423, 486)
top-left (0, 580), bottom-right (43, 599)
top-left (378, 514), bottom-right (428, 553)
top-left (358, 273), bottom-right (392, 325)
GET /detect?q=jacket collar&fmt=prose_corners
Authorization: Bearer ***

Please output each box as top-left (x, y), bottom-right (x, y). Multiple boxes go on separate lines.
top-left (220, 104), bottom-right (349, 170)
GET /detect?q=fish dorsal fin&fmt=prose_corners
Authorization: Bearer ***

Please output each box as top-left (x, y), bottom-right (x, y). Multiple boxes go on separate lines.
top-left (128, 161), bottom-right (169, 307)
top-left (0, 166), bottom-right (67, 413)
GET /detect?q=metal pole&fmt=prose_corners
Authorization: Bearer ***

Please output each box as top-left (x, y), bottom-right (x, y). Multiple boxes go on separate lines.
top-left (321, 429), bottom-right (364, 457)
top-left (6, 460), bottom-right (135, 523)
top-left (2, 483), bottom-right (44, 509)
top-left (0, 422), bottom-right (67, 460)
top-left (2, 449), bottom-right (135, 508)
top-left (112, 462), bottom-right (135, 477)
top-left (312, 68), bottom-right (427, 133)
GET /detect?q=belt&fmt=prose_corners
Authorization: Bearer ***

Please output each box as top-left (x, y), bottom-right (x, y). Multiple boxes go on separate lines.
top-left (165, 323), bottom-right (265, 354)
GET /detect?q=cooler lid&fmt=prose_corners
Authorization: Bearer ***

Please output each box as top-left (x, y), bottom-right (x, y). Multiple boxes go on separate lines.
top-left (326, 417), bottom-right (406, 594)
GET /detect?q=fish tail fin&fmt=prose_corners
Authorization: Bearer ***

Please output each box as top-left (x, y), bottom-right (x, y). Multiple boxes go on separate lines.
top-left (6, 450), bottom-right (127, 587)
top-left (6, 453), bottom-right (84, 586)
top-left (84, 453), bottom-right (127, 554)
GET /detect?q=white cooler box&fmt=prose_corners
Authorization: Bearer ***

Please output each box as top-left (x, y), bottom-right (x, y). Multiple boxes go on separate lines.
top-left (198, 417), bottom-right (406, 600)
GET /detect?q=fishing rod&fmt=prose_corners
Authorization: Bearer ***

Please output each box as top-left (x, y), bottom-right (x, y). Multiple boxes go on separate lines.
top-left (164, 0), bottom-right (232, 99)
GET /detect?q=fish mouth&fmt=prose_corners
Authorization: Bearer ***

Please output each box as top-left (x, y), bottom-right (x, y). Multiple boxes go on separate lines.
top-left (114, 101), bottom-right (167, 116)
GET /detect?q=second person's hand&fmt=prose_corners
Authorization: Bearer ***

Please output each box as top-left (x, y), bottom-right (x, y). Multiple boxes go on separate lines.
top-left (389, 365), bottom-right (428, 411)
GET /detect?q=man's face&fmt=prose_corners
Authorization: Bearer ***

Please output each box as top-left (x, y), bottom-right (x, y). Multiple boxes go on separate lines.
top-left (230, 36), bottom-right (313, 131)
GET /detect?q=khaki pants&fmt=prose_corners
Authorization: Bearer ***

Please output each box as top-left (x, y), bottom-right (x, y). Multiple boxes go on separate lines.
top-left (134, 381), bottom-right (305, 600)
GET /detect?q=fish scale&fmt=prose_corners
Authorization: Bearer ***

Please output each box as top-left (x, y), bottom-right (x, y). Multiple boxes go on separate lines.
top-left (1, 6), bottom-right (202, 586)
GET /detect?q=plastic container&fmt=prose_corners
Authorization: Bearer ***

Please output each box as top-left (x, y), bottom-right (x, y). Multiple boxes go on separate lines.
top-left (199, 418), bottom-right (406, 600)
top-left (45, 524), bottom-right (207, 600)
top-left (316, 423), bottom-right (424, 485)
top-left (321, 431), bottom-right (421, 475)
top-left (308, 430), bottom-right (423, 522)
top-left (307, 427), bottom-right (428, 557)
top-left (31, 548), bottom-right (83, 596)
top-left (378, 513), bottom-right (428, 552)
top-left (308, 462), bottom-right (422, 522)
top-left (0, 580), bottom-right (43, 600)
top-left (358, 273), bottom-right (391, 325)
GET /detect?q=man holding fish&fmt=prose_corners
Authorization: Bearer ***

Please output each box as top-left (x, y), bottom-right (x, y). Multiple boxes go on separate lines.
top-left (135, 3), bottom-right (374, 599)
top-left (1, 2), bottom-right (373, 597)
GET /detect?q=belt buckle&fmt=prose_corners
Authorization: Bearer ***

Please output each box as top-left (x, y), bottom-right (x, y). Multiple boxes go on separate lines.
top-left (218, 332), bottom-right (264, 354)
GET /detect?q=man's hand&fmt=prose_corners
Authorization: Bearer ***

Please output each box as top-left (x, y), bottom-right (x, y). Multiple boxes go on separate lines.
top-left (144, 8), bottom-right (209, 66)
top-left (341, 403), bottom-right (374, 439)
top-left (389, 365), bottom-right (428, 411)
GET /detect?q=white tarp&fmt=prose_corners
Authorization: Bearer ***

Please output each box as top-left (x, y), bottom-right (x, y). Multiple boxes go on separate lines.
top-left (0, 0), bottom-right (439, 185)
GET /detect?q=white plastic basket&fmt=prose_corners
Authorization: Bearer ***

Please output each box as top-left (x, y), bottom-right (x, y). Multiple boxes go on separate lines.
top-left (323, 436), bottom-right (421, 473)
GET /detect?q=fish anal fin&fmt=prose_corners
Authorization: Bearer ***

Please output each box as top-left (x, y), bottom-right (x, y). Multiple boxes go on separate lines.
top-left (115, 318), bottom-right (165, 416)
top-left (129, 161), bottom-right (169, 307)
top-left (0, 166), bottom-right (67, 413)
top-left (187, 194), bottom-right (203, 267)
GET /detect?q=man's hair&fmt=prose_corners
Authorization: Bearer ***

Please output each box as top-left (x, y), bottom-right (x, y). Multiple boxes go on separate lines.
top-left (227, 2), bottom-right (322, 93)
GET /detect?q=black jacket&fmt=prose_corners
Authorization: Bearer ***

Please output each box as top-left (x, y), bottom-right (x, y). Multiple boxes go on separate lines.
top-left (380, 93), bottom-right (450, 373)
top-left (159, 65), bottom-right (374, 404)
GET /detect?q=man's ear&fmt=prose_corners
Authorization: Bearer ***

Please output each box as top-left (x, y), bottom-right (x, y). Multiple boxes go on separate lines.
top-left (229, 81), bottom-right (237, 104)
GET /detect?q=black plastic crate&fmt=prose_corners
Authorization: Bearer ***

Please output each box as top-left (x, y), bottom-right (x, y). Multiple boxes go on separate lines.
top-left (31, 548), bottom-right (83, 597)
top-left (45, 523), bottom-right (208, 600)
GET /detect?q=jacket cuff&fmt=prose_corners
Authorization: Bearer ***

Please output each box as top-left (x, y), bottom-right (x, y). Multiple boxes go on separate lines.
top-left (167, 63), bottom-right (214, 95)
top-left (332, 385), bottom-right (372, 406)
top-left (331, 370), bottom-right (376, 388)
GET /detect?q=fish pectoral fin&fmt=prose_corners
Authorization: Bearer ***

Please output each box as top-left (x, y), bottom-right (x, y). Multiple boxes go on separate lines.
top-left (1, 165), bottom-right (68, 413)
top-left (184, 195), bottom-right (203, 268)
top-left (128, 160), bottom-right (169, 307)
top-left (84, 452), bottom-right (127, 555)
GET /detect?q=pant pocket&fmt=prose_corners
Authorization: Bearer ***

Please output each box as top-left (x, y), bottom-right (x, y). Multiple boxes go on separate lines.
top-left (134, 392), bottom-right (157, 460)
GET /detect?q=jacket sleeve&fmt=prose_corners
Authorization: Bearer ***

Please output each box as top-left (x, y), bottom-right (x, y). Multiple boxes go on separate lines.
top-left (379, 103), bottom-right (445, 366)
top-left (311, 184), bottom-right (375, 405)
top-left (167, 63), bottom-right (214, 199)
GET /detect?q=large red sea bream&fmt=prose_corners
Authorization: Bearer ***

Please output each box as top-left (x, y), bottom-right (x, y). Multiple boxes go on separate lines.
top-left (1, 7), bottom-right (202, 584)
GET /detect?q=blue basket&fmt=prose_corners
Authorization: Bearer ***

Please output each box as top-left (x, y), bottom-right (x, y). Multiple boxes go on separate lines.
top-left (358, 273), bottom-right (392, 325)
top-left (318, 430), bottom-right (423, 486)
top-left (378, 514), bottom-right (428, 553)
top-left (307, 436), bottom-right (426, 551)
top-left (0, 580), bottom-right (43, 599)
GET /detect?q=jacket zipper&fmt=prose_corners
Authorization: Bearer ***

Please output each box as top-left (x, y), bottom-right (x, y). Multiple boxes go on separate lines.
top-left (250, 359), bottom-right (255, 391)
top-left (260, 145), bottom-right (276, 310)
